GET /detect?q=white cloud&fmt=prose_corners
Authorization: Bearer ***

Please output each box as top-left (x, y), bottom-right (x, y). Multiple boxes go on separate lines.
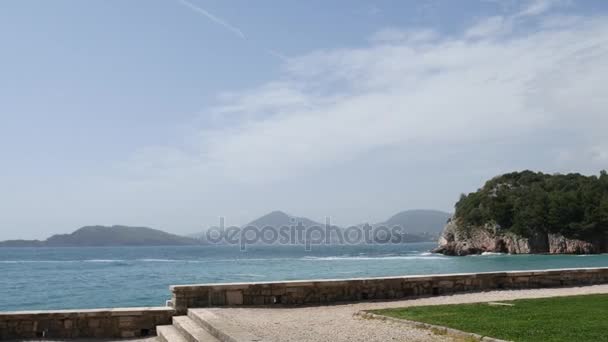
top-left (370, 28), bottom-right (438, 43)
top-left (517, 0), bottom-right (563, 17)
top-left (465, 16), bottom-right (512, 38)
top-left (467, 1), bottom-right (571, 39)
top-left (127, 13), bottom-right (608, 186)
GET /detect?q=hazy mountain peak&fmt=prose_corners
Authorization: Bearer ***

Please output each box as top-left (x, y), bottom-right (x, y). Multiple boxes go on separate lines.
top-left (264, 210), bottom-right (291, 219)
top-left (382, 209), bottom-right (452, 235)
top-left (246, 211), bottom-right (321, 228)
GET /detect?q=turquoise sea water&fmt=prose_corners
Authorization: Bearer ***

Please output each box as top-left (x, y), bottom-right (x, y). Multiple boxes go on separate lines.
top-left (1, 243), bottom-right (607, 311)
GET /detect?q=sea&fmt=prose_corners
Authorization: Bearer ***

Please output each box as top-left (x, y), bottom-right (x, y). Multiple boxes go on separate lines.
top-left (1, 242), bottom-right (607, 311)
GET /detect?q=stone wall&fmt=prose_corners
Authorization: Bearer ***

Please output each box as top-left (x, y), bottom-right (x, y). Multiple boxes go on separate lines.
top-left (170, 267), bottom-right (608, 314)
top-left (0, 307), bottom-right (174, 340)
top-left (3, 267), bottom-right (607, 339)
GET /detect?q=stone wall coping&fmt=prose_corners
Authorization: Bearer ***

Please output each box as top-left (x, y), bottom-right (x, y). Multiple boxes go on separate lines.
top-left (170, 266), bottom-right (608, 291)
top-left (0, 306), bottom-right (174, 317)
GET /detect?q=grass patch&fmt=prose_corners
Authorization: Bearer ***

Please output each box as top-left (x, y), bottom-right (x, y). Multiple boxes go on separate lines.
top-left (372, 294), bottom-right (608, 342)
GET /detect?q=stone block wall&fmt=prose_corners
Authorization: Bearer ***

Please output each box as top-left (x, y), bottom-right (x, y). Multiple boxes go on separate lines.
top-left (3, 267), bottom-right (607, 339)
top-left (0, 307), bottom-right (174, 340)
top-left (170, 267), bottom-right (608, 314)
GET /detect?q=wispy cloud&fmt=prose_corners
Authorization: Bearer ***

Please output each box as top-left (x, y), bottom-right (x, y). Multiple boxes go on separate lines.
top-left (517, 0), bottom-right (564, 17)
top-left (177, 0), bottom-right (290, 61)
top-left (370, 28), bottom-right (438, 43)
top-left (368, 5), bottom-right (381, 16)
top-left (265, 49), bottom-right (289, 61)
top-left (465, 16), bottom-right (511, 38)
top-left (178, 0), bottom-right (246, 39)
top-left (467, 0), bottom-right (567, 39)
top-left (132, 11), bottom-right (608, 185)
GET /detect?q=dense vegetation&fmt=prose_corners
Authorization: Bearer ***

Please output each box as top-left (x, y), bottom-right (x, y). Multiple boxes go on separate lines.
top-left (455, 171), bottom-right (608, 239)
top-left (374, 294), bottom-right (608, 342)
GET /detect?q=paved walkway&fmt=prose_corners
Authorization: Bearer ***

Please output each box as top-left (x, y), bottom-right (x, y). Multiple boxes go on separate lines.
top-left (203, 284), bottom-right (608, 342)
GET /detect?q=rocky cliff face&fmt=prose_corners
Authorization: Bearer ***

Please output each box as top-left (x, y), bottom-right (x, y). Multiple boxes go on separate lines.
top-left (433, 218), bottom-right (607, 256)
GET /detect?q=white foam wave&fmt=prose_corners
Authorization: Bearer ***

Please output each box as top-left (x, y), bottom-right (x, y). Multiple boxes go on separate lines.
top-left (0, 260), bottom-right (80, 264)
top-left (233, 273), bottom-right (265, 277)
top-left (0, 259), bottom-right (125, 264)
top-left (300, 255), bottom-right (448, 261)
top-left (0, 253), bottom-right (448, 265)
top-left (83, 259), bottom-right (125, 263)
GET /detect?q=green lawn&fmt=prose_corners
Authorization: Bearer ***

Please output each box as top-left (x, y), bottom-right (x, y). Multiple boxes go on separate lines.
top-left (372, 294), bottom-right (608, 342)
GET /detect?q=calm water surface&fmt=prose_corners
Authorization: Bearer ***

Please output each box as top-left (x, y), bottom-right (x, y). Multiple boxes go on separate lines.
top-left (1, 243), bottom-right (607, 311)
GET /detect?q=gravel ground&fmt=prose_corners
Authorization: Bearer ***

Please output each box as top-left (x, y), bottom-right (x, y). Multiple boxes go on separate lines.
top-left (201, 284), bottom-right (608, 342)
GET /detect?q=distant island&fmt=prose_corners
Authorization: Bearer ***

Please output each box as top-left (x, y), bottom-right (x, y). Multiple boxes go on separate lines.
top-left (434, 170), bottom-right (608, 255)
top-left (1, 209), bottom-right (452, 247)
top-left (0, 225), bottom-right (200, 247)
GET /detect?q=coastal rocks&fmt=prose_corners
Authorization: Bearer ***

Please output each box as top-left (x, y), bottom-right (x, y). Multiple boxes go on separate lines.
top-left (433, 220), bottom-right (491, 256)
top-left (432, 220), bottom-right (518, 256)
top-left (433, 218), bottom-right (606, 256)
top-left (547, 234), bottom-right (601, 254)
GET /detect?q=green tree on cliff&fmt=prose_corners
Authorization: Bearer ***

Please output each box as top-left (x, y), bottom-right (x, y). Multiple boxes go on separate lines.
top-left (455, 171), bottom-right (608, 240)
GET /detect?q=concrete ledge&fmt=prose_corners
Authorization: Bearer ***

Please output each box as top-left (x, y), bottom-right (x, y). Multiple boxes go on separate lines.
top-left (357, 311), bottom-right (509, 342)
top-left (170, 267), bottom-right (608, 313)
top-left (188, 309), bottom-right (262, 342)
top-left (0, 307), bottom-right (175, 340)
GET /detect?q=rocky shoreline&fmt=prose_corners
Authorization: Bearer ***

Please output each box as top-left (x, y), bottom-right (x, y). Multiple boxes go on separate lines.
top-left (432, 218), bottom-right (608, 256)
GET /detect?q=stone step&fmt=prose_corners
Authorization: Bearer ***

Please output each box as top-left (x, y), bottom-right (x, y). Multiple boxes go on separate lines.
top-left (173, 315), bottom-right (221, 342)
top-left (188, 309), bottom-right (262, 342)
top-left (157, 325), bottom-right (189, 342)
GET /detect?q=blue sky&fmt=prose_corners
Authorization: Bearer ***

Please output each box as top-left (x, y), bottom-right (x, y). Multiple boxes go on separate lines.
top-left (1, 0), bottom-right (608, 239)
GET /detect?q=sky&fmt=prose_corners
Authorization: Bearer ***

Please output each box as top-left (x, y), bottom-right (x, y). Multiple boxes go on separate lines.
top-left (1, 0), bottom-right (608, 240)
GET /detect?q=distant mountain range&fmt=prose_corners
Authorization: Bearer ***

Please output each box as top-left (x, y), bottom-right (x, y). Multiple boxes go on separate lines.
top-left (0, 225), bottom-right (200, 247)
top-left (192, 209), bottom-right (452, 242)
top-left (188, 211), bottom-right (325, 239)
top-left (0, 209), bottom-right (452, 247)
